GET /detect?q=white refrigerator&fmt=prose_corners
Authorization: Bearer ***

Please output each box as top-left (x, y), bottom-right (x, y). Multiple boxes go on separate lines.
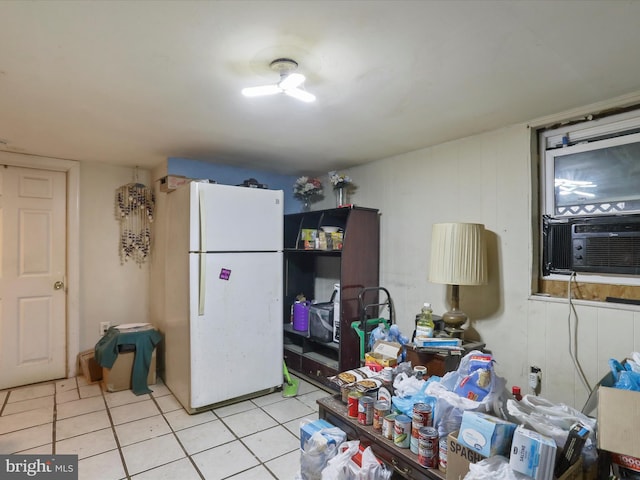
top-left (163, 182), bottom-right (283, 413)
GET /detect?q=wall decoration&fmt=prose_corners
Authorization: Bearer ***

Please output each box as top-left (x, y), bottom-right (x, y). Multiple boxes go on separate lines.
top-left (115, 169), bottom-right (154, 265)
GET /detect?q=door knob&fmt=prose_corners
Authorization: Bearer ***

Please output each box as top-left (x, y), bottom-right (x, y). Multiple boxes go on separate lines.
top-left (53, 281), bottom-right (64, 290)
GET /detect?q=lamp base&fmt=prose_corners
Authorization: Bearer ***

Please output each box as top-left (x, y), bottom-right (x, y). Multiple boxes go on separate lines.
top-left (444, 327), bottom-right (465, 339)
top-left (441, 309), bottom-right (468, 330)
top-left (442, 308), bottom-right (468, 339)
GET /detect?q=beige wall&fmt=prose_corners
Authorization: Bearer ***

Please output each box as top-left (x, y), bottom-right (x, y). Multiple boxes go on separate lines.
top-left (79, 162), bottom-right (151, 350)
top-left (74, 102), bottom-right (640, 409)
top-left (316, 120), bottom-right (640, 410)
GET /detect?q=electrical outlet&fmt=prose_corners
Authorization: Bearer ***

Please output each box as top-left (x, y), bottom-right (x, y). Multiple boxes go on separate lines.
top-left (529, 366), bottom-right (541, 394)
top-left (100, 322), bottom-right (110, 336)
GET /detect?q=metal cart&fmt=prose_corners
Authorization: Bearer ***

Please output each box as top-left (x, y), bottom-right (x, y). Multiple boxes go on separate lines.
top-left (351, 286), bottom-right (395, 363)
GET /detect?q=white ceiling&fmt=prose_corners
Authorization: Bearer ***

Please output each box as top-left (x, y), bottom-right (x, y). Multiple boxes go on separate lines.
top-left (1, 1), bottom-right (640, 174)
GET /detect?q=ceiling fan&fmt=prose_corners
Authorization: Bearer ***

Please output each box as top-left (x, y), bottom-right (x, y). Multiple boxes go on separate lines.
top-left (242, 58), bottom-right (316, 103)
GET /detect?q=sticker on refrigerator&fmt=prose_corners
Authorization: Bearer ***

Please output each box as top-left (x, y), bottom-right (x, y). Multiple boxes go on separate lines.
top-left (219, 268), bottom-right (231, 280)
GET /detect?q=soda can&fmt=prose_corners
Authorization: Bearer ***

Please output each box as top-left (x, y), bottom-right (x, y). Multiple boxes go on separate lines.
top-left (347, 391), bottom-right (362, 418)
top-left (393, 414), bottom-right (411, 448)
top-left (373, 400), bottom-right (390, 432)
top-left (358, 396), bottom-right (374, 426)
top-left (382, 413), bottom-right (397, 440)
top-left (417, 427), bottom-right (439, 468)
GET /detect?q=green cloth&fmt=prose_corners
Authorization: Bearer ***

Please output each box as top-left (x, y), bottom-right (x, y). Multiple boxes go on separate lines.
top-left (95, 326), bottom-right (162, 395)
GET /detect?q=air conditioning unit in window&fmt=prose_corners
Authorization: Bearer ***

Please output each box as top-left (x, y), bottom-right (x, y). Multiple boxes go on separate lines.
top-left (543, 214), bottom-right (640, 275)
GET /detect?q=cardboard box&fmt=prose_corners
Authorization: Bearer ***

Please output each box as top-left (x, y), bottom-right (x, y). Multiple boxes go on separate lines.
top-left (598, 385), bottom-right (640, 458)
top-left (611, 452), bottom-right (640, 478)
top-left (446, 431), bottom-right (487, 480)
top-left (557, 457), bottom-right (584, 480)
top-left (159, 175), bottom-right (190, 192)
top-left (78, 349), bottom-right (103, 383)
top-left (458, 410), bottom-right (517, 457)
top-left (368, 340), bottom-right (402, 367)
top-left (509, 425), bottom-right (556, 480)
top-left (102, 348), bottom-right (156, 393)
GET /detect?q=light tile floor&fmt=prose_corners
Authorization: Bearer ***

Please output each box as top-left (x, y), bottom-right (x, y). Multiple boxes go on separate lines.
top-left (0, 374), bottom-right (333, 479)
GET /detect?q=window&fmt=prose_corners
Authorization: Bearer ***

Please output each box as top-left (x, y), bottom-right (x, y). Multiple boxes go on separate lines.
top-left (538, 108), bottom-right (640, 292)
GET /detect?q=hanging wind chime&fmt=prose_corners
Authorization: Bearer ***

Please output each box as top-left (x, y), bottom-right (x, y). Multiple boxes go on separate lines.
top-left (115, 167), bottom-right (154, 265)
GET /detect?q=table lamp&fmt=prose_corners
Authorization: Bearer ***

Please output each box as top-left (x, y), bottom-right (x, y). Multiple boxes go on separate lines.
top-left (428, 222), bottom-right (488, 336)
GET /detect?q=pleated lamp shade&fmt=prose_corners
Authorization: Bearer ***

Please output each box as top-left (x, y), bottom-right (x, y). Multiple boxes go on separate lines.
top-left (429, 223), bottom-right (488, 286)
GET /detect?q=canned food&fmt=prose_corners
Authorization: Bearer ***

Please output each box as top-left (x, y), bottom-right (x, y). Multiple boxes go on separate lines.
top-left (381, 366), bottom-right (393, 382)
top-left (382, 413), bottom-right (397, 440)
top-left (340, 384), bottom-right (352, 403)
top-left (413, 403), bottom-right (433, 427)
top-left (373, 400), bottom-right (390, 432)
top-left (411, 403), bottom-right (433, 453)
top-left (417, 427), bottom-right (439, 468)
top-left (347, 391), bottom-right (363, 418)
top-left (358, 396), bottom-right (374, 426)
top-left (393, 414), bottom-right (411, 448)
top-left (438, 436), bottom-right (448, 472)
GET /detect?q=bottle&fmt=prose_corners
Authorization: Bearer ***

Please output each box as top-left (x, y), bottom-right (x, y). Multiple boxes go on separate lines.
top-left (512, 386), bottom-right (522, 401)
top-left (415, 303), bottom-right (434, 339)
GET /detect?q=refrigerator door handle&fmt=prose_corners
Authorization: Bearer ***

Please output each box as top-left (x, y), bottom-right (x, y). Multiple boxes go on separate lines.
top-left (198, 187), bottom-right (206, 252)
top-left (198, 188), bottom-right (206, 316)
top-left (199, 253), bottom-right (206, 316)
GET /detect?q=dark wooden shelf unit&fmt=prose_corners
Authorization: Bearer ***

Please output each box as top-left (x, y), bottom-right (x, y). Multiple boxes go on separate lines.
top-left (283, 206), bottom-right (380, 386)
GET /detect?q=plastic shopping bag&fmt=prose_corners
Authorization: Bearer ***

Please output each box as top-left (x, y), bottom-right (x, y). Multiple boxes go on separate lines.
top-left (505, 395), bottom-right (597, 468)
top-left (321, 441), bottom-right (360, 480)
top-left (392, 377), bottom-right (438, 418)
top-left (424, 350), bottom-right (508, 438)
top-left (299, 423), bottom-right (346, 480)
top-left (465, 455), bottom-right (529, 480)
top-left (357, 446), bottom-right (392, 480)
top-left (610, 358), bottom-right (640, 391)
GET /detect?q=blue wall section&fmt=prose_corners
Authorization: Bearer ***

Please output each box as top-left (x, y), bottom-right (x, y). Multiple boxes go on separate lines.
top-left (167, 157), bottom-right (302, 214)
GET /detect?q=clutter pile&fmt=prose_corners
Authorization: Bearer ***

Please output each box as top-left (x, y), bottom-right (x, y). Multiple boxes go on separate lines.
top-left (297, 313), bottom-right (640, 480)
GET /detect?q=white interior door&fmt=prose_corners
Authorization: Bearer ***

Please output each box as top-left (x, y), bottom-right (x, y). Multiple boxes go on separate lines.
top-left (0, 166), bottom-right (67, 389)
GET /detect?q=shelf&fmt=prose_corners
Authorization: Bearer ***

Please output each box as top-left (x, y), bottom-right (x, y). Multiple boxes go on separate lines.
top-left (284, 323), bottom-right (307, 337)
top-left (283, 206), bottom-right (380, 382)
top-left (284, 248), bottom-right (342, 255)
top-left (284, 343), bottom-right (339, 372)
top-left (284, 324), bottom-right (340, 351)
top-left (283, 343), bottom-right (303, 355)
top-left (305, 351), bottom-right (339, 371)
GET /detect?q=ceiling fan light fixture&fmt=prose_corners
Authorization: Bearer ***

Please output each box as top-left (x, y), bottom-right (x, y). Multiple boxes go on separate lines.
top-left (279, 72), bottom-right (305, 90)
top-left (242, 58), bottom-right (316, 102)
top-left (241, 84), bottom-right (281, 97)
top-left (284, 88), bottom-right (316, 103)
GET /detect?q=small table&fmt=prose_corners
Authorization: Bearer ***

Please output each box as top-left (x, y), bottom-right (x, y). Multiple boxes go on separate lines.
top-left (317, 395), bottom-right (445, 480)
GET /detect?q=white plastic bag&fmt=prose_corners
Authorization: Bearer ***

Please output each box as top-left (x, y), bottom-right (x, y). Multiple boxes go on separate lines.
top-left (321, 441), bottom-right (360, 480)
top-left (505, 394), bottom-right (598, 467)
top-left (300, 426), bottom-right (346, 480)
top-left (392, 371), bottom-right (424, 397)
top-left (506, 395), bottom-right (595, 446)
top-left (464, 455), bottom-right (529, 480)
top-left (356, 446), bottom-right (392, 480)
top-left (425, 370), bottom-right (507, 434)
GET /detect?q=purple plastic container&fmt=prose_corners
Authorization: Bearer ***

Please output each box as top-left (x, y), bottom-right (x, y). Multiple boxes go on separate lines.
top-left (292, 301), bottom-right (311, 332)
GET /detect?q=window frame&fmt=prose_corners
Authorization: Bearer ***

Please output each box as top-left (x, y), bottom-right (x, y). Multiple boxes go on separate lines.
top-left (538, 108), bottom-right (640, 287)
